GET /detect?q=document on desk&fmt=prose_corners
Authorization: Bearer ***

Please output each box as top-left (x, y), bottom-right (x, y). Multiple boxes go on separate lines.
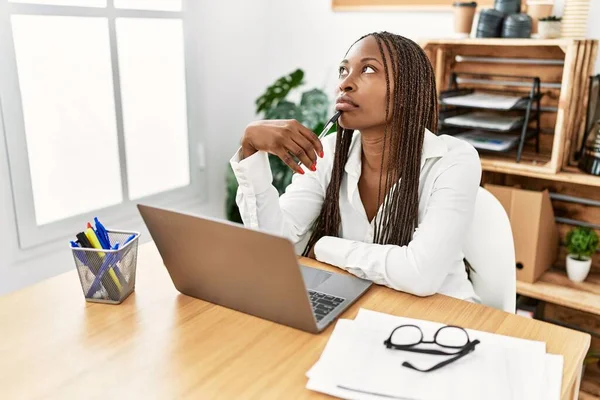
top-left (306, 309), bottom-right (561, 400)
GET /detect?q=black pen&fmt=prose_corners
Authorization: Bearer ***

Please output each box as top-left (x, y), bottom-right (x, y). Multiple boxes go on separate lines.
top-left (298, 111), bottom-right (342, 167)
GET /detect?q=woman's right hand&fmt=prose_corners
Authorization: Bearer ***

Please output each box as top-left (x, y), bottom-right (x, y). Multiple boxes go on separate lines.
top-left (241, 119), bottom-right (324, 174)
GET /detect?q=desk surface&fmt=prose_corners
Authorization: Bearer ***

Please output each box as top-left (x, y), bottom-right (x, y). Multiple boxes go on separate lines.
top-left (0, 242), bottom-right (591, 400)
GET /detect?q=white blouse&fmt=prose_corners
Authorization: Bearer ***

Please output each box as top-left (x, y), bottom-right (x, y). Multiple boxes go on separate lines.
top-left (230, 129), bottom-right (481, 301)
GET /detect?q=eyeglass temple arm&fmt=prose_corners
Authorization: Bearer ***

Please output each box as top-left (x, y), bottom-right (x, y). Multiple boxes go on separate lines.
top-left (402, 339), bottom-right (480, 373)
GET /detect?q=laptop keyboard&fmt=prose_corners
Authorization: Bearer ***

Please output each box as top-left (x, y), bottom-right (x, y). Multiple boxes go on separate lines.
top-left (308, 290), bottom-right (345, 322)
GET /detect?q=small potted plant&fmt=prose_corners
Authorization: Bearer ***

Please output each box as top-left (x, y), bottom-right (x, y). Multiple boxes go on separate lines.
top-left (565, 227), bottom-right (598, 282)
top-left (538, 15), bottom-right (562, 39)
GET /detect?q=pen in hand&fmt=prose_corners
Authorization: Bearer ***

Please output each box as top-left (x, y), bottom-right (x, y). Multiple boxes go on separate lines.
top-left (298, 110), bottom-right (342, 168)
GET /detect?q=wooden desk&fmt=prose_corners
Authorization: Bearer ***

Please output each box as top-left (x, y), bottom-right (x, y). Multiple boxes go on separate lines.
top-left (0, 242), bottom-right (590, 400)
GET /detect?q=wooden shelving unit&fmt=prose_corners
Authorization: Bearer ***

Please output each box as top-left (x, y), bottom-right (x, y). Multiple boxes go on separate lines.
top-left (516, 270), bottom-right (600, 315)
top-left (423, 38), bottom-right (598, 174)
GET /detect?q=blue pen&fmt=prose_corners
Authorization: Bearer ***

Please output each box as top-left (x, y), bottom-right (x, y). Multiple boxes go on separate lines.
top-left (112, 234), bottom-right (136, 286)
top-left (94, 217), bottom-right (110, 249)
top-left (124, 234), bottom-right (137, 246)
top-left (86, 243), bottom-right (120, 298)
top-left (70, 241), bottom-right (87, 264)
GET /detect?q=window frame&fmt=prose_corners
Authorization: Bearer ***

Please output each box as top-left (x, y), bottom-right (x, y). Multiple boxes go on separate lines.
top-left (0, 0), bottom-right (205, 249)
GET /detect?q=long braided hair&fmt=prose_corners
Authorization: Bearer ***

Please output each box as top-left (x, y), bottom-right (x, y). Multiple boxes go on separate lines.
top-left (302, 32), bottom-right (438, 256)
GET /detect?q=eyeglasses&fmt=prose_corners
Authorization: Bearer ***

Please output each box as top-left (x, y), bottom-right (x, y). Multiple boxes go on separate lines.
top-left (383, 324), bottom-right (480, 373)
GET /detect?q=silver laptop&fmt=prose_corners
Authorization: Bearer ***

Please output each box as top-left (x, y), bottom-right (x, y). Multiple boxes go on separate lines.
top-left (137, 204), bottom-right (372, 333)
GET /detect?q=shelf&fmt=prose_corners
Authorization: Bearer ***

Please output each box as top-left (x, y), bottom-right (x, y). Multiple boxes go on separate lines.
top-left (457, 130), bottom-right (538, 154)
top-left (516, 270), bottom-right (600, 315)
top-left (579, 391), bottom-right (600, 400)
top-left (580, 361), bottom-right (600, 399)
top-left (482, 162), bottom-right (600, 187)
top-left (421, 38), bottom-right (576, 47)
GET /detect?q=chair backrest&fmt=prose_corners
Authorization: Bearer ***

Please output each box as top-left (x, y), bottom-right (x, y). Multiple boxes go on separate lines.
top-left (463, 187), bottom-right (516, 313)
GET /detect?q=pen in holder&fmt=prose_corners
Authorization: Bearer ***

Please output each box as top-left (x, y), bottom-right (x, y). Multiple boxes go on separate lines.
top-left (71, 229), bottom-right (140, 304)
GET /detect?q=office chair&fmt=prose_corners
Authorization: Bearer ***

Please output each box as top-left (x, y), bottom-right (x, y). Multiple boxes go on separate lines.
top-left (463, 187), bottom-right (517, 313)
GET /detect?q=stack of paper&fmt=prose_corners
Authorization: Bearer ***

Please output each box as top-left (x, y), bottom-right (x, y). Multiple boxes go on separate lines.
top-left (441, 92), bottom-right (525, 110)
top-left (455, 130), bottom-right (521, 152)
top-left (306, 309), bottom-right (563, 400)
top-left (443, 111), bottom-right (525, 132)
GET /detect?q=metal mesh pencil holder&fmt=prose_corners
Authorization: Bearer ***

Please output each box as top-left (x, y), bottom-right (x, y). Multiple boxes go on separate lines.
top-left (71, 230), bottom-right (140, 304)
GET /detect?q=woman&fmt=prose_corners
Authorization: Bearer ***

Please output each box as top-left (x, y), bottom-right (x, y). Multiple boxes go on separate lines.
top-left (230, 32), bottom-right (481, 302)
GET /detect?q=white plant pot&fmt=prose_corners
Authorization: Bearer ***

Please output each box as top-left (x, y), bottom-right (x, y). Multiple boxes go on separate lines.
top-left (566, 255), bottom-right (592, 282)
top-left (538, 21), bottom-right (561, 38)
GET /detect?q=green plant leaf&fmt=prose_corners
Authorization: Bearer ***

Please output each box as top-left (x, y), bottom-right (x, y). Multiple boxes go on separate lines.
top-left (264, 100), bottom-right (303, 121)
top-left (225, 69), bottom-right (336, 223)
top-left (565, 227), bottom-right (599, 258)
top-left (255, 69), bottom-right (304, 115)
top-left (300, 89), bottom-right (329, 131)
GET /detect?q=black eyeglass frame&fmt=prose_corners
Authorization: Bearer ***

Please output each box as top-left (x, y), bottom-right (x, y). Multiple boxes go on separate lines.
top-left (383, 324), bottom-right (481, 373)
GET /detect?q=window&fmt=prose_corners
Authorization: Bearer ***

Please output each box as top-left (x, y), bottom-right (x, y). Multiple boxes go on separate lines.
top-left (0, 0), bottom-right (202, 248)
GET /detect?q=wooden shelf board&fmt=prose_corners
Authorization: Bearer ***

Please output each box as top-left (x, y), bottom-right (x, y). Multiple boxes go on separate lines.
top-left (580, 364), bottom-right (600, 399)
top-left (482, 164), bottom-right (600, 186)
top-left (516, 270), bottom-right (600, 315)
top-left (422, 38), bottom-right (575, 47)
top-left (579, 391), bottom-right (600, 400)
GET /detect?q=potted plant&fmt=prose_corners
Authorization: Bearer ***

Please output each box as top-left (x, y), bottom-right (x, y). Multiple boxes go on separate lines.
top-left (225, 69), bottom-right (336, 223)
top-left (565, 227), bottom-right (598, 282)
top-left (537, 15), bottom-right (561, 38)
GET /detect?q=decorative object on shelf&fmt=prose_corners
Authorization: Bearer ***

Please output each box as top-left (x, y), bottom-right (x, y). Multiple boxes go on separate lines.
top-left (578, 75), bottom-right (600, 176)
top-left (494, 0), bottom-right (521, 13)
top-left (453, 2), bottom-right (478, 37)
top-left (560, 0), bottom-right (590, 38)
top-left (476, 8), bottom-right (505, 37)
top-left (439, 72), bottom-right (541, 162)
top-left (225, 69), bottom-right (335, 223)
top-left (502, 13), bottom-right (533, 38)
top-left (525, 1), bottom-right (554, 34)
top-left (537, 15), bottom-right (562, 38)
top-left (565, 227), bottom-right (598, 283)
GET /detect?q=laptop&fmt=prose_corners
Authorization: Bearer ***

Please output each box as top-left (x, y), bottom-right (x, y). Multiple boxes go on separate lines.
top-left (137, 204), bottom-right (372, 333)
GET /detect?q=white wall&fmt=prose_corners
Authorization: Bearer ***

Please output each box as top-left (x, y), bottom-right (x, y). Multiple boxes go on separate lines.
top-left (1, 0), bottom-right (599, 295)
top-left (588, 0), bottom-right (600, 73)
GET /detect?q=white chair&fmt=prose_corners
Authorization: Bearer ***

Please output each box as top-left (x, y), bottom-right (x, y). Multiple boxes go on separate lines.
top-left (463, 187), bottom-right (516, 313)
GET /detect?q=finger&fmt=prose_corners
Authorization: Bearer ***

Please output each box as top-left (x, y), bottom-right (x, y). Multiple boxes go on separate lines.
top-left (289, 134), bottom-right (317, 167)
top-left (284, 139), bottom-right (315, 170)
top-left (296, 123), bottom-right (324, 158)
top-left (276, 149), bottom-right (305, 175)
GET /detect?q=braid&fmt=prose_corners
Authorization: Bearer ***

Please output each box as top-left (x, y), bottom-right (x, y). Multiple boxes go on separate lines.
top-left (303, 32), bottom-right (438, 256)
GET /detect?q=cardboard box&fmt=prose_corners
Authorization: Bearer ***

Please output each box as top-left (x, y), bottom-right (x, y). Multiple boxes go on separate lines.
top-left (485, 184), bottom-right (559, 283)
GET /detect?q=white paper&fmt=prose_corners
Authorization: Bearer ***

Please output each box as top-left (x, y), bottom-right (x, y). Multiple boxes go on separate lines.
top-left (442, 92), bottom-right (524, 110)
top-left (455, 130), bottom-right (519, 152)
top-left (306, 309), bottom-right (550, 400)
top-left (444, 111), bottom-right (524, 131)
top-left (543, 354), bottom-right (564, 400)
